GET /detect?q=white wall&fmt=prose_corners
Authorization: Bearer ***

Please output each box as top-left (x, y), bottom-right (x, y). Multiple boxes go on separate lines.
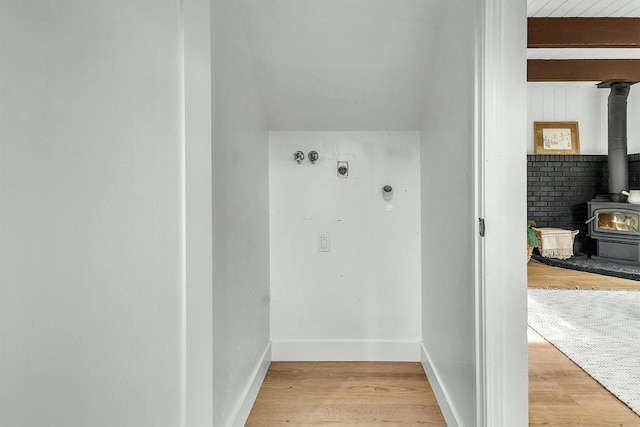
top-left (184, 0), bottom-right (213, 425)
top-left (269, 132), bottom-right (421, 361)
top-left (0, 2), bottom-right (184, 426)
top-left (212, 0), bottom-right (271, 425)
top-left (419, 2), bottom-right (477, 425)
top-left (527, 83), bottom-right (640, 154)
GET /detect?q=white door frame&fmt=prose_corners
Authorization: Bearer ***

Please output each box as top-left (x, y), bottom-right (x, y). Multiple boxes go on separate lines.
top-left (475, 0), bottom-right (529, 426)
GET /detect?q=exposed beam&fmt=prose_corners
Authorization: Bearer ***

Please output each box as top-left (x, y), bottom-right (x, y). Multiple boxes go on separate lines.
top-left (528, 18), bottom-right (640, 49)
top-left (527, 59), bottom-right (640, 82)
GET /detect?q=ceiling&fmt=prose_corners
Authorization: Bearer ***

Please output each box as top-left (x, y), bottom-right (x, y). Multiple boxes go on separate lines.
top-left (238, 0), bottom-right (445, 131)
top-left (527, 48), bottom-right (640, 59)
top-left (234, 0), bottom-right (638, 131)
top-left (527, 0), bottom-right (639, 17)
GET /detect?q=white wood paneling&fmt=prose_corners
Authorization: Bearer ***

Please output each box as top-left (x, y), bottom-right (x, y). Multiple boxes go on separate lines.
top-left (528, 84), bottom-right (605, 153)
top-left (590, 0), bottom-right (623, 17)
top-left (527, 48), bottom-right (640, 59)
top-left (542, 87), bottom-right (556, 120)
top-left (545, 0), bottom-right (582, 17)
top-left (528, 0), bottom-right (640, 17)
top-left (528, 83), bottom-right (640, 154)
top-left (572, 0), bottom-right (612, 17)
top-left (565, 87), bottom-right (578, 119)
top-left (613, 0), bottom-right (640, 17)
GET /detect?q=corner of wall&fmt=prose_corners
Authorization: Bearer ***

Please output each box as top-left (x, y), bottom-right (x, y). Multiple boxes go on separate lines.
top-left (229, 342), bottom-right (272, 427)
top-left (420, 343), bottom-right (462, 427)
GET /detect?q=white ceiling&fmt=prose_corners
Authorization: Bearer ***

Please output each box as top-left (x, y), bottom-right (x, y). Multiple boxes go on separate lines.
top-left (238, 0), bottom-right (445, 131)
top-left (235, 0), bottom-right (638, 130)
top-left (527, 0), bottom-right (639, 17)
top-left (527, 48), bottom-right (640, 59)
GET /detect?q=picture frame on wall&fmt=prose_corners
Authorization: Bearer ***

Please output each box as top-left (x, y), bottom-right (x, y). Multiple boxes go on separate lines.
top-left (534, 121), bottom-right (580, 155)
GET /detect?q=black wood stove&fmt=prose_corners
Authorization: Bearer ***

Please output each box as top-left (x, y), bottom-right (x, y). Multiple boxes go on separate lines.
top-left (588, 196), bottom-right (640, 263)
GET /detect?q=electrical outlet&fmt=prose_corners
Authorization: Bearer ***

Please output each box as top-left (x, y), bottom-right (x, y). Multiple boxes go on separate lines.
top-left (318, 232), bottom-right (330, 252)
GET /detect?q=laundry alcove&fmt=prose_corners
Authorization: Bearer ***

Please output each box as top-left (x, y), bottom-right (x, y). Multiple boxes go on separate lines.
top-left (212, 0), bottom-right (527, 426)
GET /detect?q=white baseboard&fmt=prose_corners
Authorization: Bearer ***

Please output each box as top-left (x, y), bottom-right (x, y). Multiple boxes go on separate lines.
top-left (420, 342), bottom-right (462, 427)
top-left (271, 340), bottom-right (420, 361)
top-left (230, 342), bottom-right (271, 427)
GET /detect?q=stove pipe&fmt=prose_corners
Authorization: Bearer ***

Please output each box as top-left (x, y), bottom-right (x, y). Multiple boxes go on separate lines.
top-left (606, 82), bottom-right (631, 202)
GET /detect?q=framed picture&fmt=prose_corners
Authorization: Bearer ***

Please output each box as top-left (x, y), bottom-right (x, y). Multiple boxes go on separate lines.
top-left (534, 121), bottom-right (580, 155)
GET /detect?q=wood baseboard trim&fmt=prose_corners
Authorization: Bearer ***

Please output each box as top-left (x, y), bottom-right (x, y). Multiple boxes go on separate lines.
top-left (420, 342), bottom-right (462, 427)
top-left (230, 342), bottom-right (271, 427)
top-left (271, 340), bottom-right (420, 362)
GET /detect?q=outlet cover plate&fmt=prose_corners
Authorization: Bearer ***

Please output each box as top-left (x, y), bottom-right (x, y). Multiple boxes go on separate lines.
top-left (318, 232), bottom-right (330, 252)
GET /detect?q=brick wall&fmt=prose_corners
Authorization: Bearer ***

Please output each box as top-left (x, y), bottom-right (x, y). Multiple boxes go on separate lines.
top-left (527, 155), bottom-right (608, 254)
top-left (628, 153), bottom-right (640, 189)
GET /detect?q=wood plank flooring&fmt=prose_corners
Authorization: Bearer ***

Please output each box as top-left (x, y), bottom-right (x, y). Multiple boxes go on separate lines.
top-left (529, 328), bottom-right (640, 426)
top-left (246, 262), bottom-right (639, 426)
top-left (246, 362), bottom-right (446, 426)
top-left (528, 260), bottom-right (640, 426)
top-left (528, 259), bottom-right (640, 289)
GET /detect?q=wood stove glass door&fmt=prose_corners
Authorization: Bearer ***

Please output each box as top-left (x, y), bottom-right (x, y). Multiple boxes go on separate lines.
top-left (596, 211), bottom-right (640, 233)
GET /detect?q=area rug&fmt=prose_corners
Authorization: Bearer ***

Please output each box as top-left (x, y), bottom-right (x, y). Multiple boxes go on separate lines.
top-left (528, 288), bottom-right (640, 415)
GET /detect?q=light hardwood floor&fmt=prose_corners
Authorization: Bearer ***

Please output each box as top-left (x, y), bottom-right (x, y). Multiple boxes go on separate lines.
top-left (528, 260), bottom-right (640, 426)
top-left (246, 362), bottom-right (446, 426)
top-left (246, 262), bottom-right (639, 426)
top-left (528, 259), bottom-right (640, 290)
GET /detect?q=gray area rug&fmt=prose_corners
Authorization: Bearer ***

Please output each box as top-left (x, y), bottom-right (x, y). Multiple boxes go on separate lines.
top-left (528, 288), bottom-right (640, 416)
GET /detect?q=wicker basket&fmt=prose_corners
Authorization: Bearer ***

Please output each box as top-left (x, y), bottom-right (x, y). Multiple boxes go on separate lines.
top-left (527, 243), bottom-right (534, 262)
top-left (532, 228), bottom-right (579, 259)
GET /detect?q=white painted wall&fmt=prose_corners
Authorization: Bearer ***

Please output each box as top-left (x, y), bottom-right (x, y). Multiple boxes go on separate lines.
top-left (184, 0), bottom-right (213, 426)
top-left (269, 132), bottom-right (421, 361)
top-left (212, 0), bottom-right (271, 425)
top-left (0, 2), bottom-right (184, 426)
top-left (419, 2), bottom-right (477, 425)
top-left (527, 83), bottom-right (640, 154)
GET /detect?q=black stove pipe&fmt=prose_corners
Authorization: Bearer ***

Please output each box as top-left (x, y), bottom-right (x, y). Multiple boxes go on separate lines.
top-left (606, 82), bottom-right (631, 202)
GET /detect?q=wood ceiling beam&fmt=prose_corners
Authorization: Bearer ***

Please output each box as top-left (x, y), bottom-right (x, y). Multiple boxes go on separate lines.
top-left (528, 18), bottom-right (640, 49)
top-left (527, 59), bottom-right (640, 82)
